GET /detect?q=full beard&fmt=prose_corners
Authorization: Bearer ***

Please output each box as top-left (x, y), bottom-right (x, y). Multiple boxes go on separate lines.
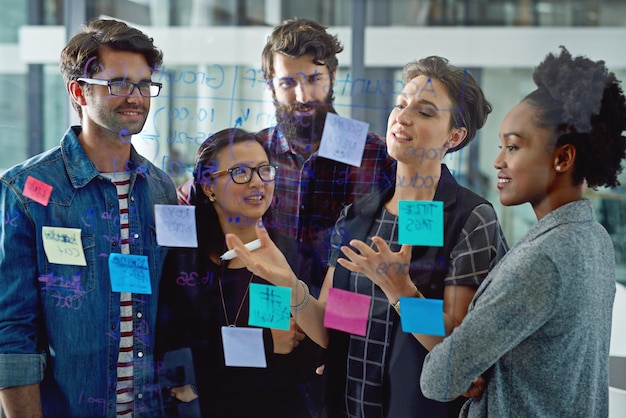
top-left (274, 92), bottom-right (335, 147)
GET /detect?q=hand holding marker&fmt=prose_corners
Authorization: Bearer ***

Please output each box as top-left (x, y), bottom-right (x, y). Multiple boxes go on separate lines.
top-left (220, 239), bottom-right (262, 261)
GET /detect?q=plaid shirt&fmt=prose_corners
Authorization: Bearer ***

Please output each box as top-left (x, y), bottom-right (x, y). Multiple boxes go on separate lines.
top-left (258, 125), bottom-right (396, 268)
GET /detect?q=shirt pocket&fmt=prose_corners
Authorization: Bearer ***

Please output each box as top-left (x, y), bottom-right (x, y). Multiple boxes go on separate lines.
top-left (38, 233), bottom-right (96, 311)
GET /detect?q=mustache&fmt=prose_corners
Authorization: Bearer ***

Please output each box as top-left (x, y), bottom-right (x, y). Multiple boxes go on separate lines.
top-left (275, 101), bottom-right (329, 114)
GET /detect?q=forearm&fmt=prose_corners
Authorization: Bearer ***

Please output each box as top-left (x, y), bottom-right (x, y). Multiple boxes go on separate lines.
top-left (0, 384), bottom-right (43, 418)
top-left (409, 311), bottom-right (457, 351)
top-left (289, 277), bottom-right (329, 348)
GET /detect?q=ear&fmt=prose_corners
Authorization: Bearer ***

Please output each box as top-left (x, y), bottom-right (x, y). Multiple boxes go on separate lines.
top-left (200, 183), bottom-right (214, 200)
top-left (68, 80), bottom-right (87, 107)
top-left (446, 127), bottom-right (467, 149)
top-left (553, 143), bottom-right (576, 172)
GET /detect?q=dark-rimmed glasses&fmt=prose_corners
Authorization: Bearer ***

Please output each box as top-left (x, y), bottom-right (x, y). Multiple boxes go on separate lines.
top-left (77, 77), bottom-right (162, 97)
top-left (210, 164), bottom-right (277, 184)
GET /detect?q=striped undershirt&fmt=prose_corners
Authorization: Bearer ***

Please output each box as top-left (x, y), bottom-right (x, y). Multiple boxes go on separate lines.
top-left (103, 172), bottom-right (134, 417)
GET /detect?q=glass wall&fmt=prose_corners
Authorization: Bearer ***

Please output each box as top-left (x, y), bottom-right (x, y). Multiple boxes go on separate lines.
top-left (1, 0), bottom-right (625, 282)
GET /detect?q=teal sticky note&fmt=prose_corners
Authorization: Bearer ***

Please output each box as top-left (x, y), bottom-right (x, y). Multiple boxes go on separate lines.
top-left (248, 283), bottom-right (291, 330)
top-left (108, 253), bottom-right (152, 294)
top-left (398, 200), bottom-right (443, 247)
top-left (399, 297), bottom-right (445, 336)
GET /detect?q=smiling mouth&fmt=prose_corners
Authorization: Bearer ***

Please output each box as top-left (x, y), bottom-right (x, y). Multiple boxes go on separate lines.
top-left (245, 195), bottom-right (264, 202)
top-left (393, 132), bottom-right (412, 142)
top-left (120, 110), bottom-right (142, 116)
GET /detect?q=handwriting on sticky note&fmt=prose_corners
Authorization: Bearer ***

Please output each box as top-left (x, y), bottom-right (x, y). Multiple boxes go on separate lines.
top-left (108, 253), bottom-right (152, 294)
top-left (398, 200), bottom-right (444, 247)
top-left (318, 113), bottom-right (368, 167)
top-left (41, 226), bottom-right (87, 266)
top-left (323, 287), bottom-right (371, 336)
top-left (221, 326), bottom-right (267, 368)
top-left (248, 283), bottom-right (291, 330)
top-left (23, 176), bottom-right (53, 206)
top-left (155, 204), bottom-right (198, 247)
top-left (399, 297), bottom-right (445, 336)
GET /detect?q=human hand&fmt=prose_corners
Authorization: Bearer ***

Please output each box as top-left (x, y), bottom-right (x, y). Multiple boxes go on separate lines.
top-left (315, 364), bottom-right (325, 375)
top-left (170, 384), bottom-right (198, 402)
top-left (224, 221), bottom-right (296, 288)
top-left (336, 237), bottom-right (416, 303)
top-left (462, 376), bottom-right (485, 398)
top-left (271, 318), bottom-right (305, 354)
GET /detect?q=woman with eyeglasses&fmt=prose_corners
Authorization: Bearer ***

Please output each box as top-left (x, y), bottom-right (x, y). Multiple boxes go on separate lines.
top-left (154, 128), bottom-right (321, 418)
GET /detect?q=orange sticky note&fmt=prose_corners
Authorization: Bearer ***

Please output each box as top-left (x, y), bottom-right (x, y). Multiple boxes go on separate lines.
top-left (23, 176), bottom-right (53, 206)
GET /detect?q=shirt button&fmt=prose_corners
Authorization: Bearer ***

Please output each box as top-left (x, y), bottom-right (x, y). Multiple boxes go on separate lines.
top-left (137, 393), bottom-right (143, 400)
top-left (137, 351), bottom-right (144, 358)
top-left (136, 312), bottom-right (143, 319)
top-left (130, 196), bottom-right (135, 202)
top-left (133, 233), bottom-right (139, 239)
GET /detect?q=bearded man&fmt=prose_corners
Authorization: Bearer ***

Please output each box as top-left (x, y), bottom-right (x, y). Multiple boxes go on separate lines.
top-left (259, 18), bottom-right (395, 283)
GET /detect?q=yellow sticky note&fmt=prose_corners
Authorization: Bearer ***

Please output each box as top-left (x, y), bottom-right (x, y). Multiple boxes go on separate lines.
top-left (42, 226), bottom-right (87, 266)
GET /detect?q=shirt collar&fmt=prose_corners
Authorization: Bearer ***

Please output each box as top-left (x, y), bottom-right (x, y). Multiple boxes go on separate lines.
top-left (60, 126), bottom-right (146, 189)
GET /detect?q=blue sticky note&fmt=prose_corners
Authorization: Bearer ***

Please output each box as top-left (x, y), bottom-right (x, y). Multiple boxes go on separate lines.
top-left (318, 113), bottom-right (369, 167)
top-left (398, 200), bottom-right (444, 247)
top-left (399, 297), bottom-right (445, 336)
top-left (108, 253), bottom-right (152, 294)
top-left (248, 283), bottom-right (291, 330)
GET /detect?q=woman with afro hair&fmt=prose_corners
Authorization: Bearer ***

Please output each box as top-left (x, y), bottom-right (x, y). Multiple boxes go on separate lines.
top-left (420, 46), bottom-right (626, 417)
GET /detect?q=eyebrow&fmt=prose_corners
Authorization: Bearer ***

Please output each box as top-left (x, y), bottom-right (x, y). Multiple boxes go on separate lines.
top-left (108, 76), bottom-right (153, 83)
top-left (276, 71), bottom-right (327, 80)
top-left (398, 93), bottom-right (440, 110)
top-left (501, 132), bottom-right (520, 139)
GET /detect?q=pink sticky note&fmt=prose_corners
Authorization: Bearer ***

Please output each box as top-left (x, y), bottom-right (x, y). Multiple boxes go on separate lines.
top-left (324, 287), bottom-right (371, 336)
top-left (22, 176), bottom-right (53, 206)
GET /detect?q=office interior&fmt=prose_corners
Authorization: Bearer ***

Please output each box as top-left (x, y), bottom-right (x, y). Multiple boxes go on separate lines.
top-left (0, 0), bottom-right (625, 415)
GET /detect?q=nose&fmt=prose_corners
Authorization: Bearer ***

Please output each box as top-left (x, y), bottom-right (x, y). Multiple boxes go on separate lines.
top-left (295, 82), bottom-right (312, 104)
top-left (248, 169), bottom-right (265, 188)
top-left (493, 148), bottom-right (505, 170)
top-left (395, 107), bottom-right (412, 126)
top-left (126, 85), bottom-right (143, 103)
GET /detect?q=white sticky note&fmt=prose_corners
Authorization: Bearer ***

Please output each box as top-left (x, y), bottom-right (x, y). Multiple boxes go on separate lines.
top-left (41, 226), bottom-right (87, 266)
top-left (155, 204), bottom-right (198, 247)
top-left (318, 113), bottom-right (369, 167)
top-left (221, 327), bottom-right (267, 368)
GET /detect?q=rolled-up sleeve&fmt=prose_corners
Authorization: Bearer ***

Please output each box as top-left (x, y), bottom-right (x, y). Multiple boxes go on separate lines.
top-left (0, 179), bottom-right (46, 388)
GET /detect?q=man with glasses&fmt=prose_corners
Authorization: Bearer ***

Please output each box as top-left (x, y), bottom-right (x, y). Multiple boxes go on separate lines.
top-left (0, 18), bottom-right (176, 417)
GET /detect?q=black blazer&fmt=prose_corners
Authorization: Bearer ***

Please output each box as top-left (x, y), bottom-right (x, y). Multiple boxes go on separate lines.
top-left (322, 165), bottom-right (489, 418)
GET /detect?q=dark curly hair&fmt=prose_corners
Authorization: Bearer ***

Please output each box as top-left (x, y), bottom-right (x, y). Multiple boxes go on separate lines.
top-left (402, 56), bottom-right (492, 153)
top-left (60, 18), bottom-right (163, 119)
top-left (524, 46), bottom-right (626, 188)
top-left (261, 18), bottom-right (343, 84)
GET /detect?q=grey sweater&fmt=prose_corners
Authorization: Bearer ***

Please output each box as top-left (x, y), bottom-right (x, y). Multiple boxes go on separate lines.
top-left (421, 199), bottom-right (615, 417)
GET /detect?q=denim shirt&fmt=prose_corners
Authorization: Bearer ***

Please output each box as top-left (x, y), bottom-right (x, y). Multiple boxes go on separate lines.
top-left (0, 126), bottom-right (177, 417)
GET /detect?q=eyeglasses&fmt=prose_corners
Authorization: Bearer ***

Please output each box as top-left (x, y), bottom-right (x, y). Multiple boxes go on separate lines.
top-left (210, 164), bottom-right (277, 184)
top-left (77, 77), bottom-right (162, 97)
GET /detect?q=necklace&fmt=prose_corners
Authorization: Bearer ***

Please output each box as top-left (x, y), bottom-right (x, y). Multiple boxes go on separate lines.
top-left (218, 269), bottom-right (254, 327)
